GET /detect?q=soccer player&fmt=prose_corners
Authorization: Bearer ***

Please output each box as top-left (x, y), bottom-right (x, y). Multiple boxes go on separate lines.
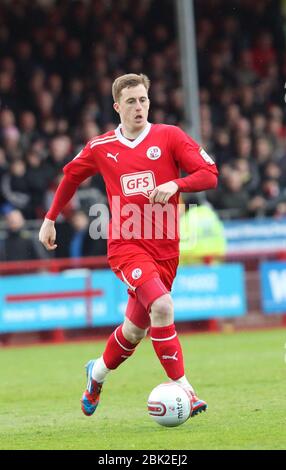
top-left (39, 73), bottom-right (218, 418)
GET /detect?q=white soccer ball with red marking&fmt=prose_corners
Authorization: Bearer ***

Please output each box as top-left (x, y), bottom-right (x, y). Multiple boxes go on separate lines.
top-left (147, 382), bottom-right (192, 427)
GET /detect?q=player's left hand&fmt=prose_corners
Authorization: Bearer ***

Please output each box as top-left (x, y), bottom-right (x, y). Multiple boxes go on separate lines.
top-left (149, 181), bottom-right (179, 204)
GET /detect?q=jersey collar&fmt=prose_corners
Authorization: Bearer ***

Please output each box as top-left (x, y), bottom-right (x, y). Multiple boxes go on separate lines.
top-left (115, 122), bottom-right (151, 148)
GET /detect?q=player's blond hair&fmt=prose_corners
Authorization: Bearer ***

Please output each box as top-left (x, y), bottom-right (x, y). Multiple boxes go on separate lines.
top-left (112, 73), bottom-right (150, 102)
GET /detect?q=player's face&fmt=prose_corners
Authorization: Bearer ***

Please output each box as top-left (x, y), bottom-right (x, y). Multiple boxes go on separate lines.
top-left (114, 84), bottom-right (150, 132)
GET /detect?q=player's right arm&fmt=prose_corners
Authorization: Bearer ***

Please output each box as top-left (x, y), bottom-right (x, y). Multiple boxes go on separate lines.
top-left (39, 217), bottom-right (58, 250)
top-left (39, 142), bottom-right (98, 251)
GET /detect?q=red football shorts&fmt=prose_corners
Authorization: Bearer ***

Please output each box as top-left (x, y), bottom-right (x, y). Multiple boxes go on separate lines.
top-left (108, 246), bottom-right (179, 330)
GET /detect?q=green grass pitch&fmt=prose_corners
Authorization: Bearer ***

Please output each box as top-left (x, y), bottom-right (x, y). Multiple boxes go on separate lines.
top-left (0, 328), bottom-right (285, 450)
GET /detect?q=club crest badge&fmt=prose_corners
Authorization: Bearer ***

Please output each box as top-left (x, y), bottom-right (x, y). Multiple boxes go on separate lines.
top-left (147, 146), bottom-right (161, 160)
top-left (132, 268), bottom-right (142, 280)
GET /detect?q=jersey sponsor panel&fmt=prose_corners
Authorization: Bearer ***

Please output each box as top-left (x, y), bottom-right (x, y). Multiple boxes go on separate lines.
top-left (120, 171), bottom-right (156, 198)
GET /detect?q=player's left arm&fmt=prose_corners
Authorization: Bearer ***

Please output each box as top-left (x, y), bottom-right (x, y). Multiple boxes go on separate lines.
top-left (149, 126), bottom-right (218, 204)
top-left (149, 181), bottom-right (179, 204)
top-left (169, 125), bottom-right (218, 193)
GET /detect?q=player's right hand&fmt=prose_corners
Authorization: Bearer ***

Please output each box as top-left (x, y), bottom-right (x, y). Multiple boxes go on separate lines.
top-left (39, 218), bottom-right (58, 250)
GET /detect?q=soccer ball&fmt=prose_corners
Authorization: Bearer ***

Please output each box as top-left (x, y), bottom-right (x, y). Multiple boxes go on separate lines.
top-left (147, 382), bottom-right (192, 427)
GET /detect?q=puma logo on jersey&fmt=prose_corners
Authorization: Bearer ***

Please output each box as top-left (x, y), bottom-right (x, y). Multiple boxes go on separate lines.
top-left (106, 152), bottom-right (119, 162)
top-left (162, 351), bottom-right (178, 361)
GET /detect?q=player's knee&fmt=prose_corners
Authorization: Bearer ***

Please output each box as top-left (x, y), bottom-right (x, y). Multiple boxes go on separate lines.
top-left (150, 294), bottom-right (174, 324)
top-left (128, 328), bottom-right (148, 344)
top-left (122, 322), bottom-right (148, 344)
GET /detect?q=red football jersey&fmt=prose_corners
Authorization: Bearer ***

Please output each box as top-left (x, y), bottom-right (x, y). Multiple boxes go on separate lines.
top-left (63, 123), bottom-right (218, 260)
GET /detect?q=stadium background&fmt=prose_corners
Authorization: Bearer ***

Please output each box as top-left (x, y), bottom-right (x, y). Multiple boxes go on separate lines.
top-left (1, 0), bottom-right (286, 342)
top-left (0, 0), bottom-right (286, 343)
top-left (0, 0), bottom-right (286, 452)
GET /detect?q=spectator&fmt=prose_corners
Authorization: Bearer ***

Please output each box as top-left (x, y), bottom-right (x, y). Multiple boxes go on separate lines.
top-left (18, 111), bottom-right (40, 152)
top-left (213, 128), bottom-right (232, 167)
top-left (251, 31), bottom-right (277, 78)
top-left (0, 209), bottom-right (41, 261)
top-left (69, 210), bottom-right (107, 258)
top-left (0, 70), bottom-right (17, 110)
top-left (252, 113), bottom-right (267, 138)
top-left (254, 137), bottom-right (273, 174)
top-left (46, 135), bottom-right (72, 179)
top-left (248, 178), bottom-right (286, 217)
top-left (233, 158), bottom-right (260, 195)
top-left (0, 148), bottom-right (8, 213)
top-left (207, 170), bottom-right (249, 218)
top-left (2, 125), bottom-right (22, 160)
top-left (1, 159), bottom-right (31, 217)
top-left (236, 49), bottom-right (258, 86)
top-left (25, 150), bottom-right (53, 218)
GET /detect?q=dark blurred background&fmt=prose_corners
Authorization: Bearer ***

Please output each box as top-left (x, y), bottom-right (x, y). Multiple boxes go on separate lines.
top-left (0, 0), bottom-right (286, 261)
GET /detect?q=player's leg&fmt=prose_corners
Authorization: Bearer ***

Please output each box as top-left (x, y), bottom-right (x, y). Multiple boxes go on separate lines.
top-left (150, 293), bottom-right (207, 416)
top-left (81, 294), bottom-right (149, 416)
top-left (136, 285), bottom-right (186, 383)
top-left (81, 251), bottom-right (155, 417)
top-left (136, 263), bottom-right (207, 417)
top-left (100, 316), bottom-right (148, 372)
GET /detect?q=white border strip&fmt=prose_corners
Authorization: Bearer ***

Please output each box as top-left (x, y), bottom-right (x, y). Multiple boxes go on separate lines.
top-left (115, 122), bottom-right (151, 148)
top-left (114, 327), bottom-right (135, 352)
top-left (90, 137), bottom-right (118, 148)
top-left (150, 333), bottom-right (177, 342)
top-left (90, 134), bottom-right (116, 145)
top-left (119, 269), bottom-right (136, 291)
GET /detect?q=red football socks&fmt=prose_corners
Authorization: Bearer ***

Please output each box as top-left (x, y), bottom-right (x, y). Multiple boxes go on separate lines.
top-left (102, 324), bottom-right (137, 369)
top-left (150, 323), bottom-right (184, 380)
top-left (99, 323), bottom-right (185, 381)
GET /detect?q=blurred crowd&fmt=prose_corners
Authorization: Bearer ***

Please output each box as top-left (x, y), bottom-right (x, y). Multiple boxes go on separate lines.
top-left (0, 0), bottom-right (286, 261)
top-left (196, 0), bottom-right (286, 219)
